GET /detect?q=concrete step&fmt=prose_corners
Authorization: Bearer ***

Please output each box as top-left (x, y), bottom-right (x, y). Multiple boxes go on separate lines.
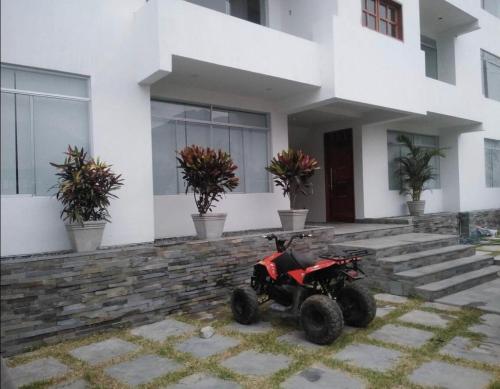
top-left (395, 255), bottom-right (494, 286)
top-left (414, 266), bottom-right (500, 301)
top-left (377, 245), bottom-right (476, 272)
top-left (331, 224), bottom-right (414, 243)
top-left (329, 233), bottom-right (459, 259)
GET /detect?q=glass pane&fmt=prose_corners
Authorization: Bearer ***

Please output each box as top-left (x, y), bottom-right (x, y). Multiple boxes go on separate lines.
top-left (211, 125), bottom-right (230, 152)
top-left (186, 122), bottom-right (210, 147)
top-left (16, 95), bottom-right (35, 194)
top-left (368, 15), bottom-right (376, 29)
top-left (212, 109), bottom-right (229, 123)
top-left (152, 120), bottom-right (178, 195)
top-left (229, 128), bottom-right (245, 192)
top-left (229, 0), bottom-right (262, 24)
top-left (415, 134), bottom-right (437, 147)
top-left (243, 129), bottom-right (268, 192)
top-left (422, 45), bottom-right (438, 79)
top-left (228, 110), bottom-right (267, 128)
top-left (493, 149), bottom-right (500, 187)
top-left (388, 7), bottom-right (396, 21)
top-left (367, 0), bottom-right (375, 13)
top-left (16, 69), bottom-right (88, 98)
top-left (380, 20), bottom-right (388, 34)
top-left (184, 105), bottom-right (210, 121)
top-left (1, 67), bottom-right (15, 88)
top-left (390, 23), bottom-right (398, 37)
top-left (32, 97), bottom-right (89, 196)
top-left (185, 0), bottom-right (228, 13)
top-left (379, 4), bottom-right (387, 18)
top-left (483, 0), bottom-right (500, 17)
top-left (387, 131), bottom-right (400, 144)
top-left (151, 100), bottom-right (185, 120)
top-left (1, 92), bottom-right (17, 194)
top-left (485, 61), bottom-right (500, 101)
top-left (388, 144), bottom-right (401, 190)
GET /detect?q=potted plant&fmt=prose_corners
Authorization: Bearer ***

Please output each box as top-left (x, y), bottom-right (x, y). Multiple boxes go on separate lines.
top-left (395, 134), bottom-right (446, 216)
top-left (177, 145), bottom-right (239, 240)
top-left (51, 146), bottom-right (124, 252)
top-left (266, 149), bottom-right (320, 231)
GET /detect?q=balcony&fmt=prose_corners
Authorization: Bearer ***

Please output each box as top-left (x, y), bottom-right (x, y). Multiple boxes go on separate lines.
top-left (134, 0), bottom-right (321, 99)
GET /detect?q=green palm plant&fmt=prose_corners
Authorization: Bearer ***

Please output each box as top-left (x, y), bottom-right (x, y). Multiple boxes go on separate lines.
top-left (395, 134), bottom-right (446, 201)
top-left (266, 149), bottom-right (320, 209)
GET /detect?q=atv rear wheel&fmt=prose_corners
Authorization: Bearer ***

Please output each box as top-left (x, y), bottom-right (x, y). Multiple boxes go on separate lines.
top-left (300, 295), bottom-right (344, 345)
top-left (337, 283), bottom-right (376, 327)
top-left (231, 286), bottom-right (259, 324)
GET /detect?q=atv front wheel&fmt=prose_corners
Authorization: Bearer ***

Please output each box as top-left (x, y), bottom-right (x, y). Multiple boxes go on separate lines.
top-left (231, 286), bottom-right (259, 324)
top-left (300, 295), bottom-right (344, 345)
top-left (337, 283), bottom-right (376, 327)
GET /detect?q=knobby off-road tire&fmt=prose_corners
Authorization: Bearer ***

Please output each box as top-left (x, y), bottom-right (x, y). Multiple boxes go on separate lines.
top-left (231, 286), bottom-right (259, 324)
top-left (300, 294), bottom-right (344, 345)
top-left (337, 283), bottom-right (376, 327)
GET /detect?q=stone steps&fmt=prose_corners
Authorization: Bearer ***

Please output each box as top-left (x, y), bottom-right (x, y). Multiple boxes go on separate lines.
top-left (377, 245), bottom-right (476, 272)
top-left (414, 266), bottom-right (500, 301)
top-left (395, 254), bottom-right (494, 287)
top-left (329, 233), bottom-right (458, 259)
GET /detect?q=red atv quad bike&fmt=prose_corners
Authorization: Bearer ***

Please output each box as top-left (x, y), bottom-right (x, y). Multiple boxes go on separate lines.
top-left (231, 233), bottom-right (376, 345)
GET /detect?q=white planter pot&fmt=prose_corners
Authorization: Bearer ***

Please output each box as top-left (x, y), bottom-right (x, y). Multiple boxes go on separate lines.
top-left (407, 200), bottom-right (425, 216)
top-left (192, 213), bottom-right (227, 240)
top-left (278, 209), bottom-right (309, 231)
top-left (65, 221), bottom-right (106, 252)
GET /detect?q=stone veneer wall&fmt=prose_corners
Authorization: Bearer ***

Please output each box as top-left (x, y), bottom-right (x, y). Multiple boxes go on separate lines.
top-left (0, 227), bottom-right (337, 356)
top-left (467, 208), bottom-right (500, 229)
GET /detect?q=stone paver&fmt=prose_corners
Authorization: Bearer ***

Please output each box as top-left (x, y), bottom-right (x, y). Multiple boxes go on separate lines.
top-left (221, 350), bottom-right (291, 377)
top-left (50, 379), bottom-right (89, 389)
top-left (421, 302), bottom-right (461, 312)
top-left (469, 314), bottom-right (500, 345)
top-left (437, 278), bottom-right (500, 314)
top-left (175, 334), bottom-right (240, 358)
top-left (333, 343), bottom-right (403, 372)
top-left (408, 360), bottom-right (492, 389)
top-left (281, 363), bottom-right (366, 389)
top-left (69, 338), bottom-right (139, 365)
top-left (440, 336), bottom-right (500, 365)
top-left (225, 321), bottom-right (273, 334)
top-left (375, 305), bottom-right (396, 318)
top-left (368, 324), bottom-right (434, 348)
top-left (374, 293), bottom-right (408, 304)
top-left (278, 331), bottom-right (325, 350)
top-left (130, 318), bottom-right (194, 342)
top-left (10, 357), bottom-right (71, 388)
top-left (170, 373), bottom-right (241, 389)
top-left (477, 245), bottom-right (500, 252)
top-left (105, 354), bottom-right (181, 387)
top-left (398, 309), bottom-right (451, 328)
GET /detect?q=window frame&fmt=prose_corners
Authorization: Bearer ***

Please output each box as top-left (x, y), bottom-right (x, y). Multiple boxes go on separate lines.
top-left (362, 0), bottom-right (403, 41)
top-left (484, 138), bottom-right (500, 188)
top-left (421, 35), bottom-right (439, 80)
top-left (482, 0), bottom-right (500, 18)
top-left (481, 49), bottom-right (500, 102)
top-left (1, 64), bottom-right (91, 197)
top-left (150, 98), bottom-right (272, 195)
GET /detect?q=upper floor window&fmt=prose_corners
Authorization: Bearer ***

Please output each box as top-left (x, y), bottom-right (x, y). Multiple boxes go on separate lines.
top-left (185, 0), bottom-right (266, 25)
top-left (482, 50), bottom-right (500, 102)
top-left (421, 35), bottom-right (438, 80)
top-left (1, 64), bottom-right (90, 196)
top-left (485, 139), bottom-right (500, 187)
top-left (387, 131), bottom-right (440, 191)
top-left (151, 100), bottom-right (270, 195)
top-left (483, 0), bottom-right (500, 17)
top-left (362, 0), bottom-right (403, 40)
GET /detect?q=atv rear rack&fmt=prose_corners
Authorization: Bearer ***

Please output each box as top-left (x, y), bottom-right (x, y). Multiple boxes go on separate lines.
top-left (319, 249), bottom-right (369, 260)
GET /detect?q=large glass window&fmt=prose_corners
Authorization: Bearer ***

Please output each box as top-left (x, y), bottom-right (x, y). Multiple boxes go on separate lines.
top-left (362, 0), bottom-right (403, 40)
top-left (485, 139), bottom-right (500, 187)
top-left (387, 131), bottom-right (441, 191)
top-left (151, 100), bottom-right (270, 195)
top-left (421, 35), bottom-right (438, 80)
top-left (483, 0), bottom-right (500, 17)
top-left (482, 50), bottom-right (500, 102)
top-left (185, 0), bottom-right (266, 25)
top-left (1, 64), bottom-right (90, 196)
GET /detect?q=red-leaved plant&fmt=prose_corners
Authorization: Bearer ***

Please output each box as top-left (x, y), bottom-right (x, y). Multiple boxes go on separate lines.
top-left (177, 145), bottom-right (239, 215)
top-left (50, 146), bottom-right (124, 224)
top-left (266, 149), bottom-right (320, 209)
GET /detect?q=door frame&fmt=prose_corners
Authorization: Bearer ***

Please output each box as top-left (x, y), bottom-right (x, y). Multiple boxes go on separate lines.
top-left (324, 128), bottom-right (355, 223)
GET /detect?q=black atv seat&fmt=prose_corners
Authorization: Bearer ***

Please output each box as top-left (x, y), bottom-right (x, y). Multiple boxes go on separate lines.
top-left (291, 250), bottom-right (319, 269)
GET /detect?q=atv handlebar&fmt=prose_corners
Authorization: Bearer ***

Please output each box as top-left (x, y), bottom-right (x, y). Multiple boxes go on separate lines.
top-left (262, 233), bottom-right (312, 252)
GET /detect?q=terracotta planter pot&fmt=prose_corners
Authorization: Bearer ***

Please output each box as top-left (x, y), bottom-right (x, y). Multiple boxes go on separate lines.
top-left (65, 221), bottom-right (106, 252)
top-left (407, 200), bottom-right (425, 216)
top-left (278, 209), bottom-right (309, 231)
top-left (192, 213), bottom-right (227, 240)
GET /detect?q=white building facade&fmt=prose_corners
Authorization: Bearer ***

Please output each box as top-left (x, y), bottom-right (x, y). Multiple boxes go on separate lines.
top-left (1, 0), bottom-right (499, 256)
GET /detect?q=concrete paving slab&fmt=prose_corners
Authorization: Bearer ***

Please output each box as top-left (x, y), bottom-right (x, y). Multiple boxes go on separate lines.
top-left (281, 363), bottom-right (366, 389)
top-left (105, 354), bottom-right (181, 387)
top-left (469, 314), bottom-right (500, 345)
top-left (436, 278), bottom-right (500, 314)
top-left (69, 338), bottom-right (139, 365)
top-left (175, 334), bottom-right (240, 358)
top-left (10, 357), bottom-right (71, 388)
top-left (477, 245), bottom-right (500, 252)
top-left (130, 318), bottom-right (195, 342)
top-left (50, 379), bottom-right (89, 389)
top-left (224, 321), bottom-right (273, 334)
top-left (221, 350), bottom-right (291, 377)
top-left (440, 336), bottom-right (500, 365)
top-left (398, 310), bottom-right (451, 328)
top-left (277, 331), bottom-right (325, 350)
top-left (368, 324), bottom-right (434, 348)
top-left (374, 293), bottom-right (408, 304)
top-left (170, 373), bottom-right (241, 389)
top-left (408, 360), bottom-right (492, 389)
top-left (376, 305), bottom-right (396, 318)
top-left (333, 343), bottom-right (403, 372)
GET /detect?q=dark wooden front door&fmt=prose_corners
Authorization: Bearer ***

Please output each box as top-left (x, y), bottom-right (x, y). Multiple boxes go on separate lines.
top-left (324, 129), bottom-right (355, 222)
